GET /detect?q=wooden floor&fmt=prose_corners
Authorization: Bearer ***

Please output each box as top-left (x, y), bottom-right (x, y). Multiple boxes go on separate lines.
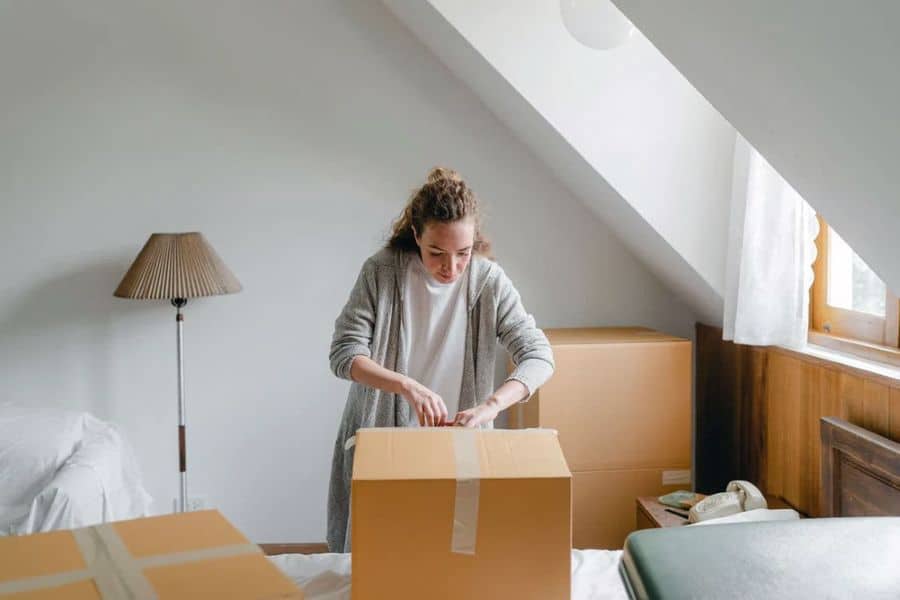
top-left (258, 543), bottom-right (329, 556)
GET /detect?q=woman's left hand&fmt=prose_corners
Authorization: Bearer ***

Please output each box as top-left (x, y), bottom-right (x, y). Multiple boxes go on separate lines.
top-left (453, 399), bottom-right (501, 428)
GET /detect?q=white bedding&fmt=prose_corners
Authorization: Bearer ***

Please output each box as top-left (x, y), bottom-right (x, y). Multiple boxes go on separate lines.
top-left (268, 510), bottom-right (802, 598)
top-left (0, 403), bottom-right (152, 535)
top-left (269, 549), bottom-right (628, 600)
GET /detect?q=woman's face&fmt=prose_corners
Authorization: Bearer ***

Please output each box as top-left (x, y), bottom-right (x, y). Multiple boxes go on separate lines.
top-left (414, 218), bottom-right (475, 284)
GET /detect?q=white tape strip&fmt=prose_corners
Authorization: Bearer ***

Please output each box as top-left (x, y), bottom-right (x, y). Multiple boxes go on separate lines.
top-left (0, 568), bottom-right (94, 596)
top-left (344, 436), bottom-right (356, 451)
top-left (85, 524), bottom-right (158, 599)
top-left (451, 429), bottom-right (481, 555)
top-left (0, 525), bottom-right (261, 598)
top-left (136, 543), bottom-right (262, 570)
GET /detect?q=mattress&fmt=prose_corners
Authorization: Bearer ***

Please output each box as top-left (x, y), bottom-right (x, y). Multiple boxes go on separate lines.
top-left (269, 548), bottom-right (628, 599)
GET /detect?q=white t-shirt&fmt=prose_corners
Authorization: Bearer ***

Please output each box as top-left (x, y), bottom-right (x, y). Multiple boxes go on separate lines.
top-left (401, 255), bottom-right (469, 420)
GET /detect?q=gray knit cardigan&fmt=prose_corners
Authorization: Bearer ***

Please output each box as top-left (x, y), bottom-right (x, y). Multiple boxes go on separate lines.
top-left (326, 247), bottom-right (554, 552)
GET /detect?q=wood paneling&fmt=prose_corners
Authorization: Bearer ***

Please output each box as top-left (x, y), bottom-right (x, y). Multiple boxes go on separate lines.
top-left (697, 323), bottom-right (900, 517)
top-left (741, 347), bottom-right (768, 494)
top-left (764, 352), bottom-right (790, 498)
top-left (695, 324), bottom-right (767, 493)
top-left (891, 388), bottom-right (900, 442)
top-left (840, 373), bottom-right (865, 427)
top-left (808, 366), bottom-right (839, 516)
top-left (863, 381), bottom-right (890, 438)
top-left (767, 353), bottom-right (815, 513)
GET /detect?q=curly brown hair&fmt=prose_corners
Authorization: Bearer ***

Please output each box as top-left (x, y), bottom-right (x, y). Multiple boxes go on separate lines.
top-left (387, 167), bottom-right (492, 258)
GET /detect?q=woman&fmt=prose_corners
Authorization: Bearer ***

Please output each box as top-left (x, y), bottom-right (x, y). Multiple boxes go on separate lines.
top-left (327, 167), bottom-right (554, 552)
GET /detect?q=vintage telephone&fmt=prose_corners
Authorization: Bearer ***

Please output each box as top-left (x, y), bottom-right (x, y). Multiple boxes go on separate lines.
top-left (688, 480), bottom-right (767, 523)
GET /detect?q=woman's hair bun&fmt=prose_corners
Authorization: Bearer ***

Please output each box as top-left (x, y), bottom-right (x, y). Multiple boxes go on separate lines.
top-left (426, 166), bottom-right (462, 184)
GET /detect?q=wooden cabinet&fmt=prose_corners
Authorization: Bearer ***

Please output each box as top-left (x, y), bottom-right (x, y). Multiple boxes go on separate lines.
top-left (509, 327), bottom-right (692, 549)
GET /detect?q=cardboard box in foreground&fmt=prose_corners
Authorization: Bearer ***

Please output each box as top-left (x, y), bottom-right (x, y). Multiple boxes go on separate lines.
top-left (0, 509), bottom-right (303, 599)
top-left (352, 427), bottom-right (571, 600)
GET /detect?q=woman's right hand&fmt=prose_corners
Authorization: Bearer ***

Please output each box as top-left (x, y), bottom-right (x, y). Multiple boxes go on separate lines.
top-left (399, 377), bottom-right (449, 427)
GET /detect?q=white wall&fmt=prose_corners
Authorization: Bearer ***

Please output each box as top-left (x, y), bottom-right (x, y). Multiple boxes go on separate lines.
top-left (0, 1), bottom-right (696, 542)
top-left (612, 0), bottom-right (900, 296)
top-left (391, 0), bottom-right (736, 320)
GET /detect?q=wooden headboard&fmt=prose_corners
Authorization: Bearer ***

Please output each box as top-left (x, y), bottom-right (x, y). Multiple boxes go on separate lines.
top-left (820, 416), bottom-right (900, 517)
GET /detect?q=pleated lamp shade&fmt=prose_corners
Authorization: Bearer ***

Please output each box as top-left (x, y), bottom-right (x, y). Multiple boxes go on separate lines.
top-left (114, 232), bottom-right (242, 300)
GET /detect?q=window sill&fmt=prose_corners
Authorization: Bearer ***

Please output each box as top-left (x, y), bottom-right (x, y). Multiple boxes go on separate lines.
top-left (808, 330), bottom-right (900, 367)
top-left (777, 335), bottom-right (900, 385)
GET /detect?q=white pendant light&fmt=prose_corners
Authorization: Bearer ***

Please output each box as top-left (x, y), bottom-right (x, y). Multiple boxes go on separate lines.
top-left (560, 0), bottom-right (636, 50)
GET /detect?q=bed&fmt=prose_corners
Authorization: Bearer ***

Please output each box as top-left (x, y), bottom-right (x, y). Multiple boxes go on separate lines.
top-left (819, 416), bottom-right (900, 517)
top-left (269, 416), bottom-right (900, 598)
top-left (619, 417), bottom-right (900, 599)
top-left (267, 514), bottom-right (801, 600)
top-left (0, 403), bottom-right (152, 535)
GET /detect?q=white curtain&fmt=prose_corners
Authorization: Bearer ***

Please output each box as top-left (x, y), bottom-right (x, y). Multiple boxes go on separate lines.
top-left (723, 135), bottom-right (819, 348)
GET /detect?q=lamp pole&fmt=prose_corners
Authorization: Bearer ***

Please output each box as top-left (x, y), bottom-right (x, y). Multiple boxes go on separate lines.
top-left (173, 297), bottom-right (188, 513)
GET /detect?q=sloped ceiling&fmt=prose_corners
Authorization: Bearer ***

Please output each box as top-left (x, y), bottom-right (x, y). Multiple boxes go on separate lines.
top-left (612, 0), bottom-right (900, 295)
top-left (383, 0), bottom-right (737, 325)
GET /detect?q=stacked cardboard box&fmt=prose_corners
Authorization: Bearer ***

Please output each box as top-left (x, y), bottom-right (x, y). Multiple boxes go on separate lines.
top-left (509, 327), bottom-right (692, 549)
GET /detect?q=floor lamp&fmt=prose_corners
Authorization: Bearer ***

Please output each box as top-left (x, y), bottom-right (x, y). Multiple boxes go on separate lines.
top-left (114, 232), bottom-right (242, 512)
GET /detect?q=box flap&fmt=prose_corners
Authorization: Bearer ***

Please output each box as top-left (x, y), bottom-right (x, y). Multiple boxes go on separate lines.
top-left (352, 428), bottom-right (571, 481)
top-left (0, 530), bottom-right (86, 584)
top-left (114, 509), bottom-right (248, 559)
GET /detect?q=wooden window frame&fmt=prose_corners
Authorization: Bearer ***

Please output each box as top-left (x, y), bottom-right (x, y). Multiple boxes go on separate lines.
top-left (810, 216), bottom-right (900, 364)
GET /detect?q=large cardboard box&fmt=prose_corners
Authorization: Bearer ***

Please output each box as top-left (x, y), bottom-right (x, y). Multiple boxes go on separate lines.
top-left (572, 470), bottom-right (684, 549)
top-left (0, 510), bottom-right (303, 599)
top-left (509, 327), bottom-right (692, 549)
top-left (351, 428), bottom-right (571, 600)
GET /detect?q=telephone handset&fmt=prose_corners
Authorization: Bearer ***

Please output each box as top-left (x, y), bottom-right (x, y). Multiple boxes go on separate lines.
top-left (687, 480), bottom-right (767, 523)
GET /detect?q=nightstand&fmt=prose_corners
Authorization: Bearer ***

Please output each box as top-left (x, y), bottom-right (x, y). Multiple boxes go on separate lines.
top-left (636, 496), bottom-right (688, 529)
top-left (636, 494), bottom-right (799, 529)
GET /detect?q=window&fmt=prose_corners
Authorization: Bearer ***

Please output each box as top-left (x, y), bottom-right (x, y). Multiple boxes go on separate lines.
top-left (811, 217), bottom-right (900, 358)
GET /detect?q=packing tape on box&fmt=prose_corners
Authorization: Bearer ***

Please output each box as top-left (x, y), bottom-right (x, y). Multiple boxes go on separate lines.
top-left (451, 428), bottom-right (480, 555)
top-left (0, 522), bottom-right (261, 598)
top-left (448, 428), bottom-right (559, 554)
